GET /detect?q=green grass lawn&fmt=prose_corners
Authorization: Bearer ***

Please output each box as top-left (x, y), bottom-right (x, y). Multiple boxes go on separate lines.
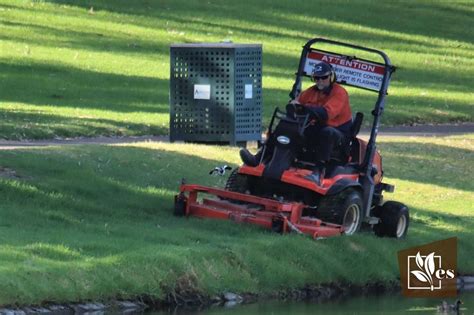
top-left (0, 135), bottom-right (472, 306)
top-left (1, 0), bottom-right (473, 140)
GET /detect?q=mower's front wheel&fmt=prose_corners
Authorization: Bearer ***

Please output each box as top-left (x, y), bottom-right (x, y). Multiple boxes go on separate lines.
top-left (225, 168), bottom-right (250, 193)
top-left (373, 201), bottom-right (409, 239)
top-left (317, 188), bottom-right (363, 235)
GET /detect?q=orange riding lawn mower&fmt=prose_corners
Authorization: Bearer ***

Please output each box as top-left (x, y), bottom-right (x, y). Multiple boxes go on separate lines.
top-left (174, 38), bottom-right (409, 239)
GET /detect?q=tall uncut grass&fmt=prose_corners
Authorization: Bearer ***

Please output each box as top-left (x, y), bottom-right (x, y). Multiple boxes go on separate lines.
top-left (0, 0), bottom-right (473, 139)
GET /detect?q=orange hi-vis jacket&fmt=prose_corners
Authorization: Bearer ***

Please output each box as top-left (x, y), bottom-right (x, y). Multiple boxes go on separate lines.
top-left (297, 83), bottom-right (352, 128)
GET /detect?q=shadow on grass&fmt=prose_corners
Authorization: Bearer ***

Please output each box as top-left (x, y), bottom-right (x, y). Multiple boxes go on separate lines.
top-left (6, 2), bottom-right (472, 85)
top-left (380, 141), bottom-right (474, 192)
top-left (0, 19), bottom-right (169, 57)
top-left (1, 108), bottom-right (168, 139)
top-left (7, 2), bottom-right (472, 83)
top-left (42, 0), bottom-right (473, 45)
top-left (0, 61), bottom-right (168, 113)
top-left (1, 1), bottom-right (472, 142)
top-left (411, 207), bottom-right (472, 230)
top-left (0, 60), bottom-right (170, 139)
top-left (5, 2), bottom-right (473, 82)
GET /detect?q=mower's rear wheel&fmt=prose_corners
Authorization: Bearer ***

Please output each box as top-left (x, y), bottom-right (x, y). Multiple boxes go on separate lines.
top-left (374, 201), bottom-right (409, 239)
top-left (317, 189), bottom-right (363, 235)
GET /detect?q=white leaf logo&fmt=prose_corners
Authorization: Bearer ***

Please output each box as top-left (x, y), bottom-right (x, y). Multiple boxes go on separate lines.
top-left (426, 252), bottom-right (436, 276)
top-left (410, 251), bottom-right (437, 291)
top-left (415, 252), bottom-right (424, 269)
top-left (424, 252), bottom-right (435, 290)
top-left (411, 271), bottom-right (430, 283)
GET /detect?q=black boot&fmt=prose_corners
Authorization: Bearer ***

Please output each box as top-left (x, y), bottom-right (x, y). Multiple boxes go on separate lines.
top-left (240, 148), bottom-right (263, 167)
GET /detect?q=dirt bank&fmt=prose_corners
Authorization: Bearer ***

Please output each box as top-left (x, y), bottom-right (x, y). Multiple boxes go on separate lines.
top-left (0, 280), bottom-right (400, 314)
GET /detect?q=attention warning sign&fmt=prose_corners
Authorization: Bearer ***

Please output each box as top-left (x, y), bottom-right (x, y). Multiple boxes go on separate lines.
top-left (304, 50), bottom-right (386, 92)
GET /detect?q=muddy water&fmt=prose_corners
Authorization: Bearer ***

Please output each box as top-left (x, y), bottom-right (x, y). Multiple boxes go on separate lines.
top-left (150, 291), bottom-right (473, 315)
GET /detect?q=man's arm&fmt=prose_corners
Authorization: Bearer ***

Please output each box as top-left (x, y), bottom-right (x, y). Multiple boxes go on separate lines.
top-left (291, 90), bottom-right (328, 121)
top-left (321, 87), bottom-right (349, 121)
top-left (323, 93), bottom-right (348, 119)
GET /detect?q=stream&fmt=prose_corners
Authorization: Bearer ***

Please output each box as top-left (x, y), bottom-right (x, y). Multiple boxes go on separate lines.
top-left (150, 290), bottom-right (473, 315)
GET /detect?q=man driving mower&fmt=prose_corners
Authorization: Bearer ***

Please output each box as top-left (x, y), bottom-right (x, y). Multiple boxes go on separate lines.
top-left (240, 61), bottom-right (352, 185)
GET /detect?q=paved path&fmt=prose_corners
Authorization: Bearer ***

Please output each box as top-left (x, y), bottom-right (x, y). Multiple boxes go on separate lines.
top-left (0, 123), bottom-right (472, 150)
top-left (363, 122), bottom-right (474, 137)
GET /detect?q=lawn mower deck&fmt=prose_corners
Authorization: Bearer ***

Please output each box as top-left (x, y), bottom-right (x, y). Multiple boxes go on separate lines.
top-left (175, 184), bottom-right (344, 238)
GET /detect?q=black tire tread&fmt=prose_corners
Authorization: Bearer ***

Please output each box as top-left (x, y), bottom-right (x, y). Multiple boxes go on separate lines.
top-left (317, 188), bottom-right (363, 234)
top-left (224, 168), bottom-right (249, 193)
top-left (221, 168), bottom-right (251, 204)
top-left (174, 195), bottom-right (186, 216)
top-left (374, 201), bottom-right (409, 238)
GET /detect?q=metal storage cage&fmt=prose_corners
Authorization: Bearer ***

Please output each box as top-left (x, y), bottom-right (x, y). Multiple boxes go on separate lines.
top-left (169, 43), bottom-right (262, 146)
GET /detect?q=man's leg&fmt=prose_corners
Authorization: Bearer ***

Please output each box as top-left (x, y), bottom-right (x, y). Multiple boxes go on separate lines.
top-left (314, 126), bottom-right (344, 162)
top-left (240, 137), bottom-right (275, 166)
top-left (240, 147), bottom-right (262, 166)
top-left (305, 126), bottom-right (343, 185)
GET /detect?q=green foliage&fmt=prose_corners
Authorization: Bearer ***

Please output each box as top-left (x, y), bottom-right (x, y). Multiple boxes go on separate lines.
top-left (0, 0), bottom-right (473, 139)
top-left (0, 136), bottom-right (472, 305)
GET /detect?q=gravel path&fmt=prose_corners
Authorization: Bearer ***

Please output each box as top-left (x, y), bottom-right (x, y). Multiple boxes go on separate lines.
top-left (0, 123), bottom-right (472, 150)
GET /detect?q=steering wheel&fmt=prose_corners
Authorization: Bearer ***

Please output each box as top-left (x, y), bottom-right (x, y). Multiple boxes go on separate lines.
top-left (286, 102), bottom-right (324, 129)
top-left (285, 102), bottom-right (308, 118)
top-left (295, 103), bottom-right (308, 115)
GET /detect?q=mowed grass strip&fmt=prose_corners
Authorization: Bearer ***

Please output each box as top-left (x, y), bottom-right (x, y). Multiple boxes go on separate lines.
top-left (0, 0), bottom-right (473, 140)
top-left (0, 135), bottom-right (473, 306)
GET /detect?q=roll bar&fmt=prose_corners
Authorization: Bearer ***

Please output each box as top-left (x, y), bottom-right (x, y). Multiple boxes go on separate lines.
top-left (289, 37), bottom-right (396, 216)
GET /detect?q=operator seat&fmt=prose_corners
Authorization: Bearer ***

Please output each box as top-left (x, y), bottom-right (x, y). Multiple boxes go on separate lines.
top-left (330, 112), bottom-right (364, 163)
top-left (350, 112), bottom-right (364, 138)
top-left (347, 112), bottom-right (364, 164)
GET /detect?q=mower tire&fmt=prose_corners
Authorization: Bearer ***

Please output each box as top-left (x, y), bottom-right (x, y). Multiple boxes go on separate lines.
top-left (221, 168), bottom-right (252, 204)
top-left (174, 194), bottom-right (187, 217)
top-left (225, 169), bottom-right (250, 193)
top-left (374, 201), bottom-right (409, 239)
top-left (317, 188), bottom-right (363, 235)
top-left (271, 217), bottom-right (284, 234)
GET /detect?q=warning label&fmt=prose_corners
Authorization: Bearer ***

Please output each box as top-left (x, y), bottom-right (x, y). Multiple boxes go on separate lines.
top-left (194, 84), bottom-right (211, 100)
top-left (304, 51), bottom-right (386, 91)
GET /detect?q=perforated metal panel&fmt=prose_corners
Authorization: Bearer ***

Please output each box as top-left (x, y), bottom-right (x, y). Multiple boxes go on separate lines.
top-left (170, 43), bottom-right (262, 145)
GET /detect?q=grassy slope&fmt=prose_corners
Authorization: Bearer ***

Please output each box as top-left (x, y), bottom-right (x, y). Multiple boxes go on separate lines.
top-left (0, 0), bottom-right (473, 139)
top-left (0, 135), bottom-right (472, 306)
